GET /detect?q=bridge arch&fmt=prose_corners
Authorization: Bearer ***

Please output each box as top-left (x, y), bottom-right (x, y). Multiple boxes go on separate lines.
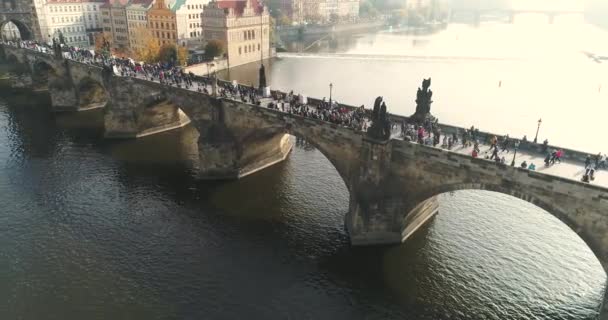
top-left (410, 182), bottom-right (608, 274)
top-left (232, 121), bottom-right (355, 189)
top-left (4, 52), bottom-right (28, 74)
top-left (31, 60), bottom-right (57, 87)
top-left (0, 19), bottom-right (33, 41)
top-left (75, 77), bottom-right (109, 110)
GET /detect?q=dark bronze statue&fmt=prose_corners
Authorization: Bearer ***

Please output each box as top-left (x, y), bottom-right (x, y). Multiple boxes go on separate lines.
top-left (52, 38), bottom-right (62, 59)
top-left (367, 96), bottom-right (391, 140)
top-left (411, 78), bottom-right (435, 124)
top-left (259, 64), bottom-right (267, 89)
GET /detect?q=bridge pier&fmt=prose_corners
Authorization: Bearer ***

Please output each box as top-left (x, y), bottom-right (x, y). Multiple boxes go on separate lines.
top-left (346, 137), bottom-right (439, 245)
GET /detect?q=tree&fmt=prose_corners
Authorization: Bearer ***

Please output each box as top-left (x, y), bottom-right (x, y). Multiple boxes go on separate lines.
top-left (278, 14), bottom-right (292, 26)
top-left (131, 26), bottom-right (160, 63)
top-left (204, 40), bottom-right (225, 59)
top-left (159, 44), bottom-right (178, 63)
top-left (177, 46), bottom-right (189, 66)
top-left (359, 0), bottom-right (379, 18)
top-left (94, 32), bottom-right (112, 58)
top-left (95, 32), bottom-right (112, 52)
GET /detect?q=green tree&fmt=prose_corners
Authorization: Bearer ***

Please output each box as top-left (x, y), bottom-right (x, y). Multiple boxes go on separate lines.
top-left (159, 44), bottom-right (178, 63)
top-left (359, 0), bottom-right (379, 18)
top-left (278, 14), bottom-right (292, 26)
top-left (204, 40), bottom-right (225, 59)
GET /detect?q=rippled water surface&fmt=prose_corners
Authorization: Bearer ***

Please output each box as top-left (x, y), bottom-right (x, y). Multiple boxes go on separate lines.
top-left (2, 14), bottom-right (607, 320)
top-left (0, 92), bottom-right (604, 320)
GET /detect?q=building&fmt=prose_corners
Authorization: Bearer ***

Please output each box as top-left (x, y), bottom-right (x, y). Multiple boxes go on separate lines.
top-left (201, 0), bottom-right (270, 68)
top-left (101, 0), bottom-right (131, 51)
top-left (33, 0), bottom-right (50, 43)
top-left (45, 0), bottom-right (90, 47)
top-left (126, 0), bottom-right (153, 51)
top-left (170, 0), bottom-right (209, 48)
top-left (148, 0), bottom-right (178, 46)
top-left (299, 0), bottom-right (359, 23)
top-left (82, 1), bottom-right (104, 46)
top-left (280, 0), bottom-right (303, 24)
top-left (337, 0), bottom-right (359, 21)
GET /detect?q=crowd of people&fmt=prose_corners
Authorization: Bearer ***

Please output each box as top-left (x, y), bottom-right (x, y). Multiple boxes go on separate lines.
top-left (2, 40), bottom-right (606, 184)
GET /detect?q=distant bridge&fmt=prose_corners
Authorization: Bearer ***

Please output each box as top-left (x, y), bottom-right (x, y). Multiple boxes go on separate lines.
top-left (450, 8), bottom-right (585, 24)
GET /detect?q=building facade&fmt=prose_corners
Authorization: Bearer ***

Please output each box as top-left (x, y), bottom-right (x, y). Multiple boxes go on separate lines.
top-left (148, 0), bottom-right (177, 46)
top-left (201, 0), bottom-right (270, 68)
top-left (297, 0), bottom-right (359, 23)
top-left (33, 0), bottom-right (50, 43)
top-left (101, 0), bottom-right (131, 51)
top-left (126, 0), bottom-right (153, 51)
top-left (170, 0), bottom-right (208, 48)
top-left (280, 0), bottom-right (304, 24)
top-left (45, 0), bottom-right (90, 47)
top-left (82, 0), bottom-right (104, 46)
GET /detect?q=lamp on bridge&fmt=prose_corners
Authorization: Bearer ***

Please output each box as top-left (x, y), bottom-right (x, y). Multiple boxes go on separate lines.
top-left (329, 83), bottom-right (333, 105)
top-left (533, 118), bottom-right (542, 144)
top-left (206, 62), bottom-right (214, 79)
top-left (511, 140), bottom-right (520, 167)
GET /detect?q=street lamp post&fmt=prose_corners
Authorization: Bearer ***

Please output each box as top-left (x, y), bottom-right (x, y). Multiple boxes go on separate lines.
top-left (329, 83), bottom-right (333, 105)
top-left (533, 118), bottom-right (542, 143)
top-left (206, 62), bottom-right (214, 78)
top-left (511, 141), bottom-right (520, 167)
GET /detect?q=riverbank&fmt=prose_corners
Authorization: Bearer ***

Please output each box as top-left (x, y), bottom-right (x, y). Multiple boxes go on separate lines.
top-left (276, 21), bottom-right (387, 40)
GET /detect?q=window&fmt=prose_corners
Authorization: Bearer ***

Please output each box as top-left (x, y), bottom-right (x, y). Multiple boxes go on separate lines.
top-left (258, 44), bottom-right (260, 51)
top-left (239, 47), bottom-right (241, 55)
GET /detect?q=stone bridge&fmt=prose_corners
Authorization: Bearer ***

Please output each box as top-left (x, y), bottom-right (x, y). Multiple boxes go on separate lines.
top-left (449, 8), bottom-right (584, 24)
top-left (1, 45), bottom-right (607, 319)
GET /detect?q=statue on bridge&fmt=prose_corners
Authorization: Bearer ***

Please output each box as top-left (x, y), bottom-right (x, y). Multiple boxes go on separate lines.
top-left (411, 78), bottom-right (436, 124)
top-left (367, 96), bottom-right (391, 141)
top-left (258, 64), bottom-right (267, 90)
top-left (52, 38), bottom-right (62, 59)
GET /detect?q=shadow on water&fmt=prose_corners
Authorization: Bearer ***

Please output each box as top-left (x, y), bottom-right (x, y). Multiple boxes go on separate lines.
top-left (0, 86), bottom-right (605, 320)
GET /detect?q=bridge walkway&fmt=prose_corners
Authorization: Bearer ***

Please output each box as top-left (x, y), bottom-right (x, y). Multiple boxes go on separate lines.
top-left (5, 44), bottom-right (606, 191)
top-left (123, 69), bottom-right (608, 190)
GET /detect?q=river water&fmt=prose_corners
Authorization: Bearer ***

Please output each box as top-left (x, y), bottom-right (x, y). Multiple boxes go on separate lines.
top-left (1, 16), bottom-right (607, 320)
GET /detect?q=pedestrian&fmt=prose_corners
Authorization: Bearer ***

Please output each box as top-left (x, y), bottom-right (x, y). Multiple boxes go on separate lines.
top-left (542, 139), bottom-right (549, 153)
top-left (585, 155), bottom-right (592, 169)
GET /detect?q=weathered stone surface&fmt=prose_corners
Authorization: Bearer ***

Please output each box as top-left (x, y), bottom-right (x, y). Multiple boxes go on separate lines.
top-left (0, 1), bottom-right (42, 41)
